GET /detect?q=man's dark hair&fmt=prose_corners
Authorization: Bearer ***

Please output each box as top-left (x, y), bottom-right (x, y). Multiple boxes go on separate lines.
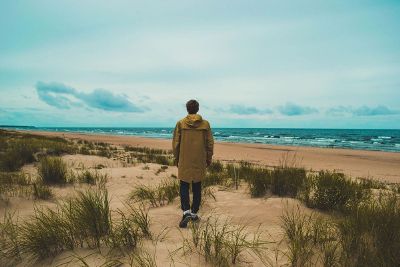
top-left (186, 99), bottom-right (199, 114)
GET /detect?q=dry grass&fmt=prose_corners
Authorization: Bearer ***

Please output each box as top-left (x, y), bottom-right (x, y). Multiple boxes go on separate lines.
top-left (176, 215), bottom-right (271, 267)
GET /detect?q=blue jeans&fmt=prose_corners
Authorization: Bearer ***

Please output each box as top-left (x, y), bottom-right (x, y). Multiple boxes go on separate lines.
top-left (180, 180), bottom-right (201, 213)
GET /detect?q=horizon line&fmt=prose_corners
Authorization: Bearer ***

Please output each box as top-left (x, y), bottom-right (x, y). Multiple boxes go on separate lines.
top-left (1, 125), bottom-right (400, 131)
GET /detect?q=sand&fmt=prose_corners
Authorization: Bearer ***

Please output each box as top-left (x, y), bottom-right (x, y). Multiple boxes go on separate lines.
top-left (2, 130), bottom-right (399, 266)
top-left (3, 152), bottom-right (298, 266)
top-left (26, 130), bottom-right (400, 182)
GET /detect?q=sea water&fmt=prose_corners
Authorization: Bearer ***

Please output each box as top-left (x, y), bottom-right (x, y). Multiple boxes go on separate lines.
top-left (5, 127), bottom-right (400, 153)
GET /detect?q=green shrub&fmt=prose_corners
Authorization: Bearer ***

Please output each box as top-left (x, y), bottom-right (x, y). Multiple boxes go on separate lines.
top-left (228, 162), bottom-right (271, 197)
top-left (270, 167), bottom-right (306, 197)
top-left (338, 193), bottom-right (400, 266)
top-left (305, 171), bottom-right (368, 212)
top-left (246, 168), bottom-right (271, 197)
top-left (38, 157), bottom-right (68, 184)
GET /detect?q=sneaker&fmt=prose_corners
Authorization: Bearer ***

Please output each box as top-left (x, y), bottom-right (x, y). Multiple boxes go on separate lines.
top-left (179, 213), bottom-right (192, 228)
top-left (191, 213), bottom-right (200, 221)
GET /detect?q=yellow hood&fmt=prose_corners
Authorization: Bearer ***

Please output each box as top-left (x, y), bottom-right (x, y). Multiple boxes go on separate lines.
top-left (181, 114), bottom-right (208, 129)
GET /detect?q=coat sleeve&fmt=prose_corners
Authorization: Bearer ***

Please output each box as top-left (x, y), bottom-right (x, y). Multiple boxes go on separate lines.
top-left (172, 121), bottom-right (181, 162)
top-left (206, 122), bottom-right (214, 162)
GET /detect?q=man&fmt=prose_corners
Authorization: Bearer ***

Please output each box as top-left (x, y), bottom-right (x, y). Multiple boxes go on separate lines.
top-left (172, 99), bottom-right (214, 228)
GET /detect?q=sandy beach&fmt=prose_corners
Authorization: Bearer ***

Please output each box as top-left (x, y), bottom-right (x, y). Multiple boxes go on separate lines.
top-left (1, 129), bottom-right (400, 266)
top-left (26, 130), bottom-right (400, 182)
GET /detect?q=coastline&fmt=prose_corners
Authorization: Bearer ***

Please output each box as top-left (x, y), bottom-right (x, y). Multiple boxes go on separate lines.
top-left (20, 129), bottom-right (400, 182)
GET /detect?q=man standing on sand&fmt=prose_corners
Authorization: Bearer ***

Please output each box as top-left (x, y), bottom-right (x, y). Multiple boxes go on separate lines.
top-left (172, 100), bottom-right (214, 228)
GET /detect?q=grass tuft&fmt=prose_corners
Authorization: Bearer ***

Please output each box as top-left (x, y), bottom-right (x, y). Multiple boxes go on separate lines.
top-left (38, 156), bottom-right (68, 185)
top-left (130, 179), bottom-right (179, 207)
top-left (303, 171), bottom-right (369, 212)
top-left (32, 183), bottom-right (53, 200)
top-left (0, 212), bottom-right (21, 267)
top-left (186, 216), bottom-right (270, 266)
top-left (65, 189), bottom-right (111, 248)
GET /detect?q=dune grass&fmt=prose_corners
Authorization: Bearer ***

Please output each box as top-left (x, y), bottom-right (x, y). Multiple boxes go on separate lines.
top-left (0, 172), bottom-right (32, 202)
top-left (0, 130), bottom-right (77, 172)
top-left (38, 156), bottom-right (68, 185)
top-left (73, 169), bottom-right (108, 186)
top-left (270, 167), bottom-right (306, 197)
top-left (0, 188), bottom-right (152, 264)
top-left (65, 189), bottom-right (112, 248)
top-left (124, 145), bottom-right (174, 166)
top-left (0, 212), bottom-right (21, 267)
top-left (281, 206), bottom-right (340, 267)
top-left (127, 250), bottom-right (157, 267)
top-left (281, 191), bottom-right (400, 267)
top-left (0, 140), bottom-right (36, 172)
top-left (302, 170), bottom-right (369, 212)
top-left (130, 178), bottom-right (180, 207)
top-left (181, 216), bottom-right (270, 267)
top-left (19, 207), bottom-right (75, 260)
top-left (32, 183), bottom-right (53, 200)
top-left (338, 192), bottom-right (400, 266)
top-left (226, 161), bottom-right (307, 198)
top-left (207, 161), bottom-right (224, 173)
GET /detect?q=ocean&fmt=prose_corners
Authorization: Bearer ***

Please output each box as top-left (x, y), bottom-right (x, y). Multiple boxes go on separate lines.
top-left (5, 126), bottom-right (400, 153)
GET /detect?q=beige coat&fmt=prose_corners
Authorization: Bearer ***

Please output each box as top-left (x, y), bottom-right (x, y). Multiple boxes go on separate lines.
top-left (172, 114), bottom-right (214, 182)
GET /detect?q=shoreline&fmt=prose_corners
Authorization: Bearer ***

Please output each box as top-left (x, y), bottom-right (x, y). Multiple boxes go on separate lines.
top-left (15, 129), bottom-right (400, 182)
top-left (6, 127), bottom-right (400, 153)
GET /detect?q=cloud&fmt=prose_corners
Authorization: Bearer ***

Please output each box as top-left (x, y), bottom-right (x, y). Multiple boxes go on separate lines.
top-left (353, 105), bottom-right (398, 116)
top-left (327, 105), bottom-right (399, 116)
top-left (278, 102), bottom-right (318, 116)
top-left (36, 82), bottom-right (146, 112)
top-left (228, 105), bottom-right (273, 115)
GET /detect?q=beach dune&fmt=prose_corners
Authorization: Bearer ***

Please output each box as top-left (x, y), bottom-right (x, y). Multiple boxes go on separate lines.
top-left (27, 130), bottom-right (400, 182)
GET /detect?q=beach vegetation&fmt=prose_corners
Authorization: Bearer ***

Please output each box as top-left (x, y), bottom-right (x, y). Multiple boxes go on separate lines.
top-left (32, 183), bottom-right (53, 200)
top-left (38, 156), bottom-right (68, 185)
top-left (74, 169), bottom-right (108, 186)
top-left (181, 216), bottom-right (270, 267)
top-left (0, 212), bottom-right (21, 267)
top-left (0, 188), bottom-right (151, 264)
top-left (338, 192), bottom-right (400, 266)
top-left (281, 192), bottom-right (400, 267)
top-left (302, 171), bottom-right (369, 212)
top-left (130, 179), bottom-right (179, 207)
top-left (281, 206), bottom-right (340, 267)
top-left (0, 130), bottom-right (76, 172)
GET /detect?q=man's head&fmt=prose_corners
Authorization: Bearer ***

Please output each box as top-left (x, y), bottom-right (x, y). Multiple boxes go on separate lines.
top-left (186, 99), bottom-right (199, 114)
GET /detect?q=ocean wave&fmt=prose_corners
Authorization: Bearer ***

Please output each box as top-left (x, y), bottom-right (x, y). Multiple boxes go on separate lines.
top-left (12, 127), bottom-right (400, 153)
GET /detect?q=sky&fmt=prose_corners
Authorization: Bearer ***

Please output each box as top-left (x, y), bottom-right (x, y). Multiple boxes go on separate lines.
top-left (0, 0), bottom-right (399, 128)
